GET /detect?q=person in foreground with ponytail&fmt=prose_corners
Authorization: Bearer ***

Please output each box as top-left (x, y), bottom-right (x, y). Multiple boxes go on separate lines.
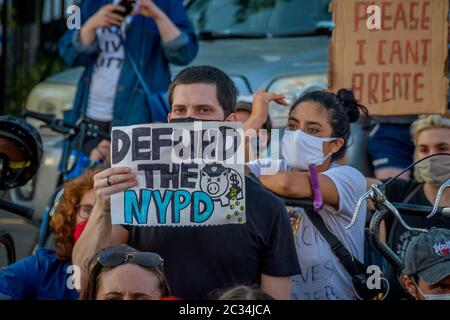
top-left (246, 89), bottom-right (369, 300)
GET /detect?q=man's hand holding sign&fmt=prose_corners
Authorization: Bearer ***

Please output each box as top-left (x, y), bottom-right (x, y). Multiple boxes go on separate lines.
top-left (93, 167), bottom-right (138, 212)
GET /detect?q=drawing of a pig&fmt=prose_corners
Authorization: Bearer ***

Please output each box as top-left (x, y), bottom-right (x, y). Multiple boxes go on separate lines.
top-left (199, 164), bottom-right (243, 207)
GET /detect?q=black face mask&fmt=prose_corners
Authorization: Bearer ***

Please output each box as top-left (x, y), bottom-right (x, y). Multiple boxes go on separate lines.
top-left (169, 117), bottom-right (225, 123)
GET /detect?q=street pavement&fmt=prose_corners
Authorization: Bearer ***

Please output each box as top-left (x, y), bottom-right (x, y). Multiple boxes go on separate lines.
top-left (0, 193), bottom-right (39, 261)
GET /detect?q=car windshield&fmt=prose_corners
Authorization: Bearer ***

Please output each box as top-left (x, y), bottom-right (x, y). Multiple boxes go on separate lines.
top-left (186, 0), bottom-right (332, 37)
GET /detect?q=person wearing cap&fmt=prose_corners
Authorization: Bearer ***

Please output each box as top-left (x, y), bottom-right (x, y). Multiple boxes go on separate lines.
top-left (401, 228), bottom-right (450, 300)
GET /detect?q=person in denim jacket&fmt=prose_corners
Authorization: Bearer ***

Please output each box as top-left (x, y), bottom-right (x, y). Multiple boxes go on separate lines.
top-left (58, 0), bottom-right (198, 163)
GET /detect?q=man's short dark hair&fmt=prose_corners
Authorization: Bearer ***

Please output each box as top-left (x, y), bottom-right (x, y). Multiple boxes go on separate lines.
top-left (168, 65), bottom-right (238, 116)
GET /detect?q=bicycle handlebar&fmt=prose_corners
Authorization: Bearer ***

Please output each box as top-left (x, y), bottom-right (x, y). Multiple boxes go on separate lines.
top-left (22, 109), bottom-right (110, 140)
top-left (392, 202), bottom-right (450, 218)
top-left (21, 110), bottom-right (56, 124)
top-left (283, 195), bottom-right (448, 272)
top-left (22, 110), bottom-right (76, 135)
top-left (283, 197), bottom-right (449, 218)
top-left (0, 198), bottom-right (33, 220)
top-left (369, 210), bottom-right (404, 271)
top-left (427, 179), bottom-right (450, 218)
top-left (347, 180), bottom-right (450, 231)
top-left (283, 155), bottom-right (450, 273)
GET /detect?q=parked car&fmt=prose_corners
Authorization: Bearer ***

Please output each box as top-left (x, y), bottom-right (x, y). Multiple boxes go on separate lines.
top-left (14, 0), bottom-right (334, 222)
top-left (25, 67), bottom-right (83, 129)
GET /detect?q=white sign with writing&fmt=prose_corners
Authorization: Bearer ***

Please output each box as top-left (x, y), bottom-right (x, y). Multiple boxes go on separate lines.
top-left (110, 122), bottom-right (246, 227)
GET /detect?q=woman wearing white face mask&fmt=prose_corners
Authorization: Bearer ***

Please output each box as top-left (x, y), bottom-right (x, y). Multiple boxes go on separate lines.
top-left (246, 89), bottom-right (369, 300)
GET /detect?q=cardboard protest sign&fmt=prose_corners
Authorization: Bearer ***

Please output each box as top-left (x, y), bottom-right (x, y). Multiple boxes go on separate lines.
top-left (110, 122), bottom-right (246, 227)
top-left (330, 0), bottom-right (448, 115)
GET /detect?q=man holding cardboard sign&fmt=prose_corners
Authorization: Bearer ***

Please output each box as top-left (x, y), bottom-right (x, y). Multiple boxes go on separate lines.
top-left (72, 66), bottom-right (300, 300)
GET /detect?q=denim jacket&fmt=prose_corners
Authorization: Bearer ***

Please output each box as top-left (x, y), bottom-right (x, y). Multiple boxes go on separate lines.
top-left (58, 0), bottom-right (198, 126)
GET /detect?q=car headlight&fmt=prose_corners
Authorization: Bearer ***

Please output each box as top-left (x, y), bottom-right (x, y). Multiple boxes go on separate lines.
top-left (267, 75), bottom-right (328, 128)
top-left (39, 103), bottom-right (56, 114)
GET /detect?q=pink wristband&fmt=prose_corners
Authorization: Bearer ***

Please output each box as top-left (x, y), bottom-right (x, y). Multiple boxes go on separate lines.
top-left (308, 164), bottom-right (323, 213)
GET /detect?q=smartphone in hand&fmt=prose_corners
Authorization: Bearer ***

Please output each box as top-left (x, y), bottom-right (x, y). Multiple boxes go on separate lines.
top-left (116, 0), bottom-right (135, 17)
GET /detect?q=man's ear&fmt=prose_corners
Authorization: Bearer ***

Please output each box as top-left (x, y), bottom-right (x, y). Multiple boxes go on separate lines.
top-left (225, 113), bottom-right (238, 122)
top-left (403, 275), bottom-right (419, 300)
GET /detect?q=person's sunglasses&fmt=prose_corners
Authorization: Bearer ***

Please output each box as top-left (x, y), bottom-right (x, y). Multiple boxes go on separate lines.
top-left (97, 250), bottom-right (164, 269)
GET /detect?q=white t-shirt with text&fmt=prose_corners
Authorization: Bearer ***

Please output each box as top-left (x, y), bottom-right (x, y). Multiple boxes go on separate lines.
top-left (246, 159), bottom-right (367, 300)
top-left (87, 28), bottom-right (125, 122)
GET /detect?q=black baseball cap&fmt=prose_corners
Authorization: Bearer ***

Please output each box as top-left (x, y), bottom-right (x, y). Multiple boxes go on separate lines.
top-left (403, 228), bottom-right (450, 285)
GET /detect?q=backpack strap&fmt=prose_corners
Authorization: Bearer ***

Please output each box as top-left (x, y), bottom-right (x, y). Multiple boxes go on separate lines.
top-left (303, 207), bottom-right (363, 278)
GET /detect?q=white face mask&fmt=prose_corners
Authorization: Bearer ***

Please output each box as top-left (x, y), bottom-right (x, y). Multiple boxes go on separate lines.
top-left (281, 129), bottom-right (336, 170)
top-left (411, 277), bottom-right (450, 300)
top-left (423, 293), bottom-right (450, 300)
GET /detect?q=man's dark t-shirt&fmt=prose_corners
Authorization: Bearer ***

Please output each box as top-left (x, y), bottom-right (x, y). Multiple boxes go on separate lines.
top-left (123, 177), bottom-right (301, 299)
top-left (382, 179), bottom-right (450, 299)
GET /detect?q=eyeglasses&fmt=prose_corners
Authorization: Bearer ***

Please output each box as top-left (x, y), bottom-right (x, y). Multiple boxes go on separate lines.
top-left (76, 204), bottom-right (93, 220)
top-left (97, 250), bottom-right (164, 269)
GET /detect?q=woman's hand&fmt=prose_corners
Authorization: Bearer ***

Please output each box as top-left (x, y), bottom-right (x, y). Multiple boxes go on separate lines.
top-left (245, 88), bottom-right (288, 131)
top-left (93, 167), bottom-right (138, 211)
top-left (132, 0), bottom-right (164, 20)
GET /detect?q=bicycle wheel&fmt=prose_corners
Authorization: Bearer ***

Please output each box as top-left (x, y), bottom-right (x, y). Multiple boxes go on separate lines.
top-left (0, 230), bottom-right (15, 268)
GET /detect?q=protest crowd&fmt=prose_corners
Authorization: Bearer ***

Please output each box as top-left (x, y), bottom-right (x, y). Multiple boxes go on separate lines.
top-left (0, 0), bottom-right (450, 302)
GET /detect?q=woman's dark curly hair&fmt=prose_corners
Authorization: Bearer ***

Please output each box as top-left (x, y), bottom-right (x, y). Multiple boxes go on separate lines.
top-left (51, 169), bottom-right (101, 262)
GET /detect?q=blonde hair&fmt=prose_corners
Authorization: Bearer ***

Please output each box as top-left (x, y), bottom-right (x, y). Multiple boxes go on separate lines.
top-left (411, 115), bottom-right (450, 145)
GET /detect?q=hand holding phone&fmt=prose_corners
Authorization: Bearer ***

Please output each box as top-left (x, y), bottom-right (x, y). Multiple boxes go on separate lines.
top-left (116, 0), bottom-right (136, 17)
top-left (83, 4), bottom-right (125, 31)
